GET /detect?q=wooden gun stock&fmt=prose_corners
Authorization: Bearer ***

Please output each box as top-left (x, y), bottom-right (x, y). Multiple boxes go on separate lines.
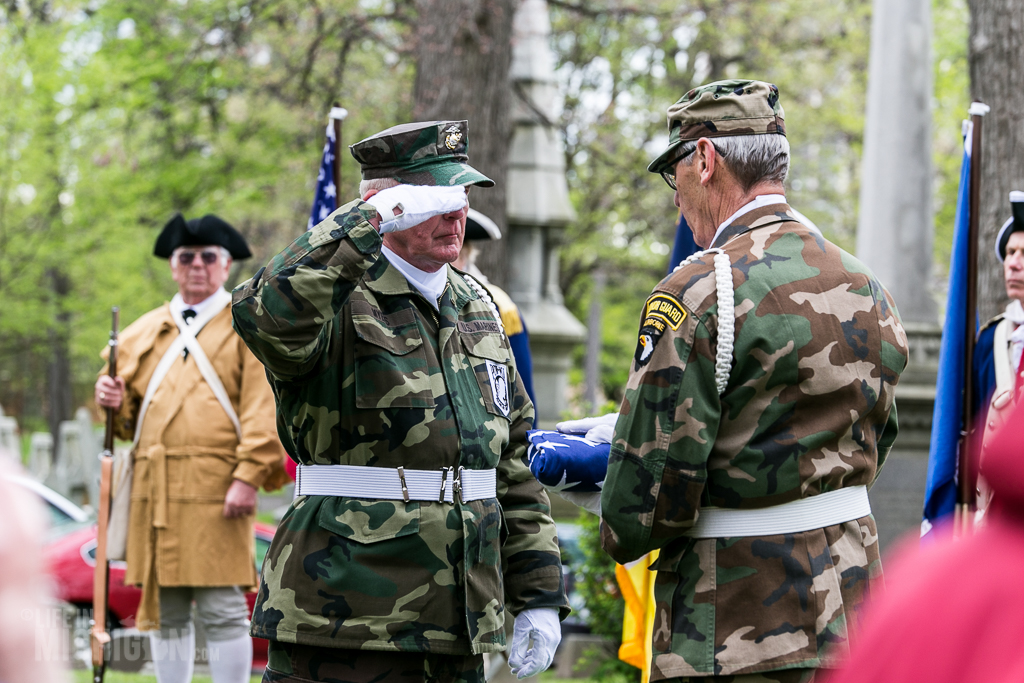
top-left (91, 307), bottom-right (119, 683)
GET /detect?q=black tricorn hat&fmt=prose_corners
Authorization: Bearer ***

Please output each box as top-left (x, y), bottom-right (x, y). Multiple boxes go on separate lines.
top-left (154, 213), bottom-right (252, 260)
top-left (464, 209), bottom-right (502, 241)
top-left (995, 191), bottom-right (1024, 262)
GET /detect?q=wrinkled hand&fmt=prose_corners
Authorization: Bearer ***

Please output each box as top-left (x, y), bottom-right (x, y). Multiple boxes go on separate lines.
top-left (366, 184), bottom-right (467, 234)
top-left (556, 412), bottom-right (619, 444)
top-left (508, 608), bottom-right (561, 679)
top-left (223, 479), bottom-right (258, 518)
top-left (95, 375), bottom-right (126, 411)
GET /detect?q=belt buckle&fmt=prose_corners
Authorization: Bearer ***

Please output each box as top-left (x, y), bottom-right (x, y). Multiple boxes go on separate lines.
top-left (438, 467), bottom-right (450, 503)
top-left (397, 466), bottom-right (410, 503)
top-left (452, 466), bottom-right (465, 505)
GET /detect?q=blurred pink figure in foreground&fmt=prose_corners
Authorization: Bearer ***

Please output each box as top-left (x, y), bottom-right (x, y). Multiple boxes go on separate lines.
top-left (829, 399), bottom-right (1024, 683)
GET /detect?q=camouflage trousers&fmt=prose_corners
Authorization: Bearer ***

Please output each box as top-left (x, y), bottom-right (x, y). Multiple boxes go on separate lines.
top-left (673, 669), bottom-right (819, 683)
top-left (263, 641), bottom-right (485, 683)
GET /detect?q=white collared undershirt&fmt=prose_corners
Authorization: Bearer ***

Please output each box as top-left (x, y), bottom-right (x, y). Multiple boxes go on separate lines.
top-left (381, 246), bottom-right (448, 310)
top-left (170, 288), bottom-right (228, 324)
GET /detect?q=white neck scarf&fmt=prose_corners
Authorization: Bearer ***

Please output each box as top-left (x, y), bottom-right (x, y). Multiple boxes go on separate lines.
top-left (381, 246), bottom-right (448, 310)
top-left (170, 288), bottom-right (228, 322)
top-left (1005, 299), bottom-right (1024, 372)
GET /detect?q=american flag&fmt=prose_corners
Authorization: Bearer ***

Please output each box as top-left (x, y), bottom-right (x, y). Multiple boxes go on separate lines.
top-left (307, 121), bottom-right (339, 231)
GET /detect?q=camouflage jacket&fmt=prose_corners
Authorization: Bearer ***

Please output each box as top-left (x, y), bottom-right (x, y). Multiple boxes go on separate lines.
top-left (601, 203), bottom-right (908, 677)
top-left (231, 199), bottom-right (568, 655)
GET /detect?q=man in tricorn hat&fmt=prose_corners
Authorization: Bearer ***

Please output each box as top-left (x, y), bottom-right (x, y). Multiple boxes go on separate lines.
top-left (232, 121), bottom-right (568, 683)
top-left (972, 192), bottom-right (1024, 505)
top-left (95, 214), bottom-right (289, 683)
top-left (552, 80), bottom-right (909, 681)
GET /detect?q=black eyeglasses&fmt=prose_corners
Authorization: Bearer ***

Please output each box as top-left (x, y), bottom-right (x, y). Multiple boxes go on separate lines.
top-left (660, 146), bottom-right (697, 190)
top-left (176, 249), bottom-right (222, 267)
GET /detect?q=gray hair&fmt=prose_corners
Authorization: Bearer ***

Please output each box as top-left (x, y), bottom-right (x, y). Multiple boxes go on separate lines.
top-left (679, 134), bottom-right (790, 191)
top-left (359, 177), bottom-right (400, 196)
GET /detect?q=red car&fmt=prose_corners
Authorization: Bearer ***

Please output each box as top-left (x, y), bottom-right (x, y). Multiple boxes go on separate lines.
top-left (42, 516), bottom-right (275, 672)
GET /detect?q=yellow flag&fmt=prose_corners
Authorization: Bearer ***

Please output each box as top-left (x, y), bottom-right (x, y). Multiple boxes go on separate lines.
top-left (615, 550), bottom-right (659, 683)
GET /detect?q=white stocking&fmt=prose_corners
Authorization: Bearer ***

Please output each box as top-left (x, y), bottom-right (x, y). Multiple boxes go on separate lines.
top-left (150, 625), bottom-right (195, 683)
top-left (206, 634), bottom-right (253, 683)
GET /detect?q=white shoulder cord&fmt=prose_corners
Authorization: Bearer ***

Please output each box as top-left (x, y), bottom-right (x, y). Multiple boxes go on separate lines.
top-left (461, 273), bottom-right (505, 336)
top-left (671, 248), bottom-right (735, 395)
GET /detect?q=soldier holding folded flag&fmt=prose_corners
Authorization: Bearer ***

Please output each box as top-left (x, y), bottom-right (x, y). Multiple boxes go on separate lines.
top-left (536, 80), bottom-right (909, 682)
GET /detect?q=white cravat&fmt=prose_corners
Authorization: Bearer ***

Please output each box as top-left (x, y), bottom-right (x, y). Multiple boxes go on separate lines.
top-left (381, 247), bottom-right (448, 310)
top-left (1005, 299), bottom-right (1024, 373)
top-left (170, 288), bottom-right (227, 322)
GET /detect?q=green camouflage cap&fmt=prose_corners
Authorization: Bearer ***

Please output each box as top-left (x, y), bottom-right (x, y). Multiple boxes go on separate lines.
top-left (350, 120), bottom-right (494, 188)
top-left (648, 79), bottom-right (786, 175)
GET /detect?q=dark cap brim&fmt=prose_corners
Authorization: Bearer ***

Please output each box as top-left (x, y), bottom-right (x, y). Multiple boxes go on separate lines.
top-left (647, 139), bottom-right (686, 175)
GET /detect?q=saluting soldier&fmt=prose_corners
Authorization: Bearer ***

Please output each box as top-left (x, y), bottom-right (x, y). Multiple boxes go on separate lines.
top-left (231, 121), bottom-right (568, 683)
top-left (580, 81), bottom-right (908, 682)
top-left (94, 215), bottom-right (289, 683)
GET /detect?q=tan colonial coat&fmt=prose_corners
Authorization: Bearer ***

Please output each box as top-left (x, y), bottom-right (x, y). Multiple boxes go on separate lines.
top-left (99, 300), bottom-right (288, 630)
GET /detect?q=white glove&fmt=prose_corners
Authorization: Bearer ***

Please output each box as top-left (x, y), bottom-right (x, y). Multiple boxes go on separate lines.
top-left (366, 184), bottom-right (467, 234)
top-left (508, 608), bottom-right (561, 679)
top-left (558, 491), bottom-right (601, 516)
top-left (556, 412), bottom-right (619, 444)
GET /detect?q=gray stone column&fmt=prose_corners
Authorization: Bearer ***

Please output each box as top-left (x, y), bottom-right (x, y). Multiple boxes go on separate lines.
top-left (506, 0), bottom-right (586, 425)
top-left (856, 0), bottom-right (935, 323)
top-left (855, 0), bottom-right (939, 554)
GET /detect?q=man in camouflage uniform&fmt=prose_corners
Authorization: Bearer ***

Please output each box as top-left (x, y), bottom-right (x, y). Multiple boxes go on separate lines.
top-left (231, 121), bottom-right (568, 683)
top-left (595, 81), bottom-right (909, 682)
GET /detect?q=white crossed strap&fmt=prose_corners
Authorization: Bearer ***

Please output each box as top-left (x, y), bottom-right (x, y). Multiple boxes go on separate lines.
top-left (133, 288), bottom-right (241, 447)
top-left (683, 485), bottom-right (872, 538)
top-left (295, 463), bottom-right (497, 504)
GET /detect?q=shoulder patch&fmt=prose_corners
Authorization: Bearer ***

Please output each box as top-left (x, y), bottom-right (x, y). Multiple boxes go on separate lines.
top-left (634, 293), bottom-right (688, 369)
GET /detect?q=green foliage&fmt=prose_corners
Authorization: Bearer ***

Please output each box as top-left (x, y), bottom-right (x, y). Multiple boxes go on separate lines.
top-left (574, 512), bottom-right (639, 682)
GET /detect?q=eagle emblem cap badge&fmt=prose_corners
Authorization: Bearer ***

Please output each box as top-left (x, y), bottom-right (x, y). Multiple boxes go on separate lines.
top-left (444, 125), bottom-right (463, 150)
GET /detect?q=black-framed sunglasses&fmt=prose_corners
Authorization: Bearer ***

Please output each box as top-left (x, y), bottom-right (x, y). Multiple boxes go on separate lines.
top-left (660, 145), bottom-right (698, 191)
top-left (176, 249), bottom-right (222, 267)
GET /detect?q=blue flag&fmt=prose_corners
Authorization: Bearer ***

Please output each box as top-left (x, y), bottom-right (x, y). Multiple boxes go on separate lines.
top-left (307, 122), bottom-right (339, 231)
top-left (922, 131), bottom-right (973, 538)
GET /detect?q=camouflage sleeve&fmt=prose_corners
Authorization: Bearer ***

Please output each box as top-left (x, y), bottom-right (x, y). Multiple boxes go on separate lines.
top-left (497, 373), bottom-right (570, 619)
top-left (231, 200), bottom-right (381, 381)
top-left (600, 294), bottom-right (720, 565)
top-left (873, 401), bottom-right (899, 482)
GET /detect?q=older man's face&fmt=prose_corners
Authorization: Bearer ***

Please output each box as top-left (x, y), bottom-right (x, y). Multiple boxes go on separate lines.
top-left (1005, 231), bottom-right (1024, 302)
top-left (383, 195), bottom-right (469, 272)
top-left (170, 245), bottom-right (232, 304)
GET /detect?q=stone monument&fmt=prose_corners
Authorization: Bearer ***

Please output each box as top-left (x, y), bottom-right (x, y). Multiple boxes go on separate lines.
top-left (855, 0), bottom-right (940, 552)
top-left (506, 0), bottom-right (587, 426)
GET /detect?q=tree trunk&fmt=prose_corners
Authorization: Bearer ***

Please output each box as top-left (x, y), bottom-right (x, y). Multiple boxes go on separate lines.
top-left (969, 0), bottom-right (1024, 322)
top-left (411, 0), bottom-right (519, 288)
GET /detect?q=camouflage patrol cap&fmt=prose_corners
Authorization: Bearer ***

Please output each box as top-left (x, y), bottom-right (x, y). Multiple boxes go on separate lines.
top-left (648, 79), bottom-right (786, 175)
top-left (350, 120), bottom-right (494, 188)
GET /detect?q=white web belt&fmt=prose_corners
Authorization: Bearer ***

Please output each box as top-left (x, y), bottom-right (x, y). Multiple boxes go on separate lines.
top-left (683, 485), bottom-right (872, 538)
top-left (295, 464), bottom-right (497, 504)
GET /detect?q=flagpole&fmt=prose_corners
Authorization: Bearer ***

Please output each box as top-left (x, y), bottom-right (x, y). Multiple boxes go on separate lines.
top-left (330, 103), bottom-right (348, 194)
top-left (957, 101), bottom-right (990, 535)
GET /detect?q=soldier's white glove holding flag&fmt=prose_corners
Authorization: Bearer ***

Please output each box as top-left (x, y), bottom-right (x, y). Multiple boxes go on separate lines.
top-left (508, 608), bottom-right (561, 679)
top-left (367, 184), bottom-right (467, 234)
top-left (546, 413), bottom-right (620, 515)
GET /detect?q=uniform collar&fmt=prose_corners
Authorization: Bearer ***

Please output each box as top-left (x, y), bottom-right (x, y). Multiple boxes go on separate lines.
top-left (365, 253), bottom-right (476, 312)
top-left (711, 199), bottom-right (797, 249)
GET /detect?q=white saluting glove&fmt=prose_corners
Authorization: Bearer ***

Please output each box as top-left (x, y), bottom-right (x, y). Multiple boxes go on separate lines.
top-left (556, 412), bottom-right (619, 445)
top-left (508, 608), bottom-right (561, 679)
top-left (366, 184), bottom-right (467, 234)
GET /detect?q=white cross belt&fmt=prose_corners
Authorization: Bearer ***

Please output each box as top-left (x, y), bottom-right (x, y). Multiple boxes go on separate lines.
top-left (684, 485), bottom-right (872, 538)
top-left (295, 464), bottom-right (497, 504)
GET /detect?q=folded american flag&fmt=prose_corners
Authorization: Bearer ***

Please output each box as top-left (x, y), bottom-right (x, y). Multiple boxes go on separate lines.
top-left (526, 430), bottom-right (610, 493)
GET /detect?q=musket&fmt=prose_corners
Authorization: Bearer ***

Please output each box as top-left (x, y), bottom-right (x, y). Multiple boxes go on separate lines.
top-left (91, 307), bottom-right (119, 683)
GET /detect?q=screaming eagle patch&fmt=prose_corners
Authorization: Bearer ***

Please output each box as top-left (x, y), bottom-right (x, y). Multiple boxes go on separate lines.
top-left (634, 293), bottom-right (687, 369)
